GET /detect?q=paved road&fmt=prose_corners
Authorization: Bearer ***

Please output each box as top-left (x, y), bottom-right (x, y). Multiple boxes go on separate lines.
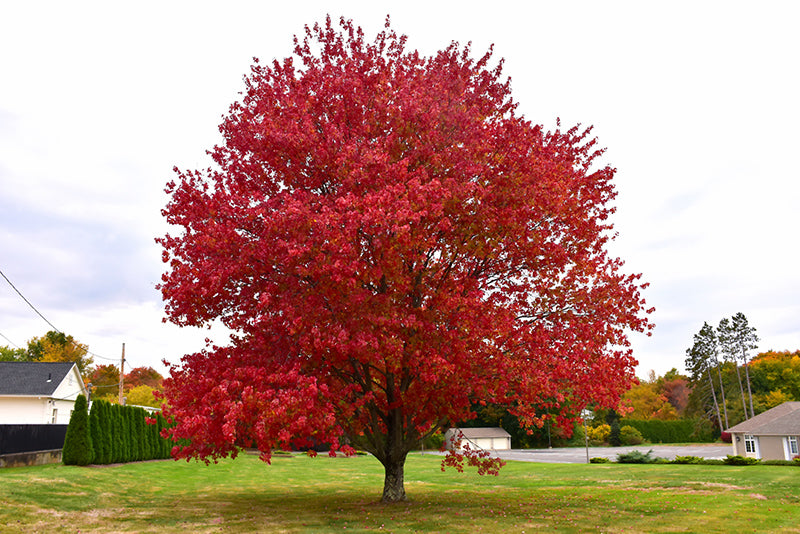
top-left (425, 444), bottom-right (733, 464)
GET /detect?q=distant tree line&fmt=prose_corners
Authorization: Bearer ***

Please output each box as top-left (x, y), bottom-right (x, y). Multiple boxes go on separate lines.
top-left (458, 313), bottom-right (797, 445)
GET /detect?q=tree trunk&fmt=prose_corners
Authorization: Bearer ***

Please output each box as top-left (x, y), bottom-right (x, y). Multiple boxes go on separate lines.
top-left (706, 367), bottom-right (724, 434)
top-left (715, 361), bottom-right (729, 428)
top-left (734, 363), bottom-right (748, 421)
top-left (743, 360), bottom-right (755, 419)
top-left (379, 379), bottom-right (409, 503)
top-left (381, 455), bottom-right (408, 503)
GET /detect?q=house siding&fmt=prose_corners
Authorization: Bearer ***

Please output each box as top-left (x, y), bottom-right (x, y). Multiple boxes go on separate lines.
top-left (444, 428), bottom-right (512, 451)
top-left (0, 397), bottom-right (50, 424)
top-left (471, 437), bottom-right (511, 450)
top-left (0, 363), bottom-right (86, 425)
top-left (730, 432), bottom-right (799, 461)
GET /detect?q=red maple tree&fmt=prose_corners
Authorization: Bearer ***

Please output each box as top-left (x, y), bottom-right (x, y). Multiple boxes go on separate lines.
top-left (158, 16), bottom-right (653, 502)
top-left (124, 366), bottom-right (164, 391)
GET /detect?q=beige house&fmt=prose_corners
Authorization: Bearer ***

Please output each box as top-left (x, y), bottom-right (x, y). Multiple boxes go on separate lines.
top-left (726, 402), bottom-right (800, 461)
top-left (445, 427), bottom-right (512, 451)
top-left (0, 362), bottom-right (87, 425)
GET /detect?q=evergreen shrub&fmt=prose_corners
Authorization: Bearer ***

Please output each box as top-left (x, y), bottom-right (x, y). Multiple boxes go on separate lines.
top-left (616, 449), bottom-right (664, 464)
top-left (63, 395), bottom-right (93, 466)
top-left (620, 419), bottom-right (712, 443)
top-left (671, 455), bottom-right (703, 464)
top-left (723, 455), bottom-right (760, 466)
top-left (619, 425), bottom-right (644, 445)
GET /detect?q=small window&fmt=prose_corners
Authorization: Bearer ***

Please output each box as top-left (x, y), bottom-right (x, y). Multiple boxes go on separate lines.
top-left (51, 409), bottom-right (58, 424)
top-left (744, 435), bottom-right (757, 454)
top-left (789, 436), bottom-right (799, 456)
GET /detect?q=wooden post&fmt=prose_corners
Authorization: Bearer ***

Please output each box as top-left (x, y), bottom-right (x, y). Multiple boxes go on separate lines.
top-left (118, 343), bottom-right (125, 404)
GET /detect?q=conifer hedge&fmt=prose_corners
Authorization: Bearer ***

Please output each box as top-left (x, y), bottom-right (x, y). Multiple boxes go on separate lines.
top-left (620, 418), bottom-right (714, 443)
top-left (62, 399), bottom-right (173, 465)
top-left (62, 394), bottom-right (93, 465)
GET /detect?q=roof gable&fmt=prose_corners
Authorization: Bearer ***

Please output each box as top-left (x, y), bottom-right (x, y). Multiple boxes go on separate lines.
top-left (0, 361), bottom-right (79, 396)
top-left (727, 402), bottom-right (800, 435)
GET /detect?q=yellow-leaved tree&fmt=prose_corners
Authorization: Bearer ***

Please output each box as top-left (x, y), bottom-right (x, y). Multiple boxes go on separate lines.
top-left (27, 331), bottom-right (93, 375)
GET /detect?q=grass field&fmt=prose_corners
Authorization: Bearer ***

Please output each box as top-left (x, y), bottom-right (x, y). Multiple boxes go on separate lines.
top-left (1, 452), bottom-right (798, 533)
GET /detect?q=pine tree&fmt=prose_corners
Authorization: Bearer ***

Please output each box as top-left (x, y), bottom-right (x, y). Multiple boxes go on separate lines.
top-left (719, 317), bottom-right (748, 423)
top-left (63, 394), bottom-right (93, 466)
top-left (113, 404), bottom-right (125, 463)
top-left (731, 312), bottom-right (759, 419)
top-left (100, 401), bottom-right (113, 464)
top-left (685, 323), bottom-right (725, 433)
top-left (122, 406), bottom-right (133, 462)
top-left (89, 401), bottom-right (104, 464)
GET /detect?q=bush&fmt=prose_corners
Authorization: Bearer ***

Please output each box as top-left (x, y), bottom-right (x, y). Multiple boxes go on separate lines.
top-left (608, 420), bottom-right (621, 447)
top-left (671, 455), bottom-right (703, 464)
top-left (616, 449), bottom-right (664, 464)
top-left (590, 457), bottom-right (610, 463)
top-left (588, 424), bottom-right (611, 446)
top-left (88, 401), bottom-right (104, 463)
top-left (63, 395), bottom-right (93, 466)
top-left (422, 431), bottom-right (444, 450)
top-left (761, 460), bottom-right (799, 466)
top-left (723, 455), bottom-right (760, 466)
top-left (621, 419), bottom-right (713, 444)
top-left (619, 425), bottom-right (644, 445)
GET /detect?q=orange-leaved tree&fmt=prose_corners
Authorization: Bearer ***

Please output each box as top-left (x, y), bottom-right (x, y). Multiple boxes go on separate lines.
top-left (157, 16), bottom-right (652, 503)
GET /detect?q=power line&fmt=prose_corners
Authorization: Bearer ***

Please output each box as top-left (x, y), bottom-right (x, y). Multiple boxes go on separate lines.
top-left (0, 267), bottom-right (120, 362)
top-left (0, 330), bottom-right (21, 348)
top-left (0, 268), bottom-right (61, 332)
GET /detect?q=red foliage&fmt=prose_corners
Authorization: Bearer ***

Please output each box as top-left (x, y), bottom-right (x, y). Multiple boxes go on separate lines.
top-left (124, 366), bottom-right (164, 390)
top-left (661, 377), bottom-right (690, 415)
top-left (88, 364), bottom-right (120, 390)
top-left (157, 16), bottom-right (652, 484)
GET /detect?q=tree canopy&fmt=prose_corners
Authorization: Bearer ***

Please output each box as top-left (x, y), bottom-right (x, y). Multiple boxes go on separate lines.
top-left (158, 16), bottom-right (652, 502)
top-left (0, 331), bottom-right (93, 374)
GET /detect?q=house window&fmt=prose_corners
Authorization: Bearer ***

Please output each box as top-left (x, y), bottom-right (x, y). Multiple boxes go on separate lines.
top-left (744, 435), bottom-right (757, 454)
top-left (51, 409), bottom-right (58, 424)
top-left (789, 437), bottom-right (799, 456)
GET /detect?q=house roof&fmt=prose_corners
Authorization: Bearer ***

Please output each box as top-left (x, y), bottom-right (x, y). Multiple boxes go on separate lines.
top-left (450, 427), bottom-right (512, 439)
top-left (726, 402), bottom-right (800, 435)
top-left (0, 361), bottom-right (79, 396)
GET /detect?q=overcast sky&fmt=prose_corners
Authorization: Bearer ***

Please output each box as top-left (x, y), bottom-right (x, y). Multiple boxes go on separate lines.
top-left (1, 1), bottom-right (798, 378)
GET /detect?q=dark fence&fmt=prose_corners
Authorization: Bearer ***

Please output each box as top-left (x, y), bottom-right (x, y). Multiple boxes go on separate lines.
top-left (0, 425), bottom-right (68, 454)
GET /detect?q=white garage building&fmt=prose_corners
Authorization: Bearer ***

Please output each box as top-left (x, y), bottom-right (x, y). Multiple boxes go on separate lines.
top-left (445, 427), bottom-right (512, 451)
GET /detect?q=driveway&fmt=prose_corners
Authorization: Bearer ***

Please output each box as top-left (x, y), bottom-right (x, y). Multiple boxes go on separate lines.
top-left (489, 444), bottom-right (732, 463)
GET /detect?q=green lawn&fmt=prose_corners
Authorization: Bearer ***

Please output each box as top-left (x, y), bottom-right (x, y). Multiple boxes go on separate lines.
top-left (1, 452), bottom-right (798, 533)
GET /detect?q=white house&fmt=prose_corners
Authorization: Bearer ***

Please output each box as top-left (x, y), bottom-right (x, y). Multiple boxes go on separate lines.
top-left (726, 402), bottom-right (800, 461)
top-left (445, 427), bottom-right (512, 451)
top-left (0, 362), bottom-right (88, 425)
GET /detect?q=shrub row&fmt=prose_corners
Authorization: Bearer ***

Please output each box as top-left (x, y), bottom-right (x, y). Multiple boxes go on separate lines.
top-left (589, 452), bottom-right (800, 466)
top-left (586, 424), bottom-right (645, 446)
top-left (63, 395), bottom-right (173, 466)
top-left (619, 418), bottom-right (714, 443)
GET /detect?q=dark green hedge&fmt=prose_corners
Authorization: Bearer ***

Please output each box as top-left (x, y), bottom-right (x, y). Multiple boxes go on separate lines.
top-left (620, 418), bottom-right (714, 444)
top-left (62, 395), bottom-right (93, 465)
top-left (63, 399), bottom-right (173, 465)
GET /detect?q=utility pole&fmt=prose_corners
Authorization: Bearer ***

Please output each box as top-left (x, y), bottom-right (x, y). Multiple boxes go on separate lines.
top-left (118, 342), bottom-right (125, 404)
